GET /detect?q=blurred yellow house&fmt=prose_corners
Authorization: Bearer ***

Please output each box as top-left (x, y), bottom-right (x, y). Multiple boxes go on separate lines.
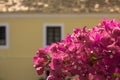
top-left (0, 0), bottom-right (120, 80)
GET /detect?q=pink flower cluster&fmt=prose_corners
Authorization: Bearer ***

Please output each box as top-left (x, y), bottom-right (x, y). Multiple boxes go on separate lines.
top-left (33, 18), bottom-right (120, 80)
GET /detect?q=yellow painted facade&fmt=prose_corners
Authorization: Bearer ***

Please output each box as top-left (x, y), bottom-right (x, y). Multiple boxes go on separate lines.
top-left (0, 14), bottom-right (119, 80)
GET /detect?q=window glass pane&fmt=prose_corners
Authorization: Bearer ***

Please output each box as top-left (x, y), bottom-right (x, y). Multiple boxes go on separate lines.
top-left (0, 26), bottom-right (6, 45)
top-left (46, 26), bottom-right (61, 45)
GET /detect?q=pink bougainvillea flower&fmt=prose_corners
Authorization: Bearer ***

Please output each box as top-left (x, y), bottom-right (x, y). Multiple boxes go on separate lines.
top-left (33, 18), bottom-right (120, 80)
top-left (33, 48), bottom-right (48, 75)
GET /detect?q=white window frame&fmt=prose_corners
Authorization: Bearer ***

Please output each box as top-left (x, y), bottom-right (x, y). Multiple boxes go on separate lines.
top-left (43, 23), bottom-right (64, 47)
top-left (0, 23), bottom-right (9, 49)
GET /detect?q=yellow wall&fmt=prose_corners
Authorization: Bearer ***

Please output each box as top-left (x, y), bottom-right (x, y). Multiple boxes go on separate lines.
top-left (0, 15), bottom-right (119, 80)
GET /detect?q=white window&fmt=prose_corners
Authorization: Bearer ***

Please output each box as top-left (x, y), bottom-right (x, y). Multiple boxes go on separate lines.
top-left (0, 23), bottom-right (9, 48)
top-left (43, 24), bottom-right (64, 47)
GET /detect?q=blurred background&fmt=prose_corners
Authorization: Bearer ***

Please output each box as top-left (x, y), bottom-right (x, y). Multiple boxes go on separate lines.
top-left (0, 0), bottom-right (120, 80)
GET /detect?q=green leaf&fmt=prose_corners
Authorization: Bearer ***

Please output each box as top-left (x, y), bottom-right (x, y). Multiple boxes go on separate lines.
top-left (113, 73), bottom-right (119, 79)
top-left (89, 53), bottom-right (98, 66)
top-left (91, 53), bottom-right (97, 61)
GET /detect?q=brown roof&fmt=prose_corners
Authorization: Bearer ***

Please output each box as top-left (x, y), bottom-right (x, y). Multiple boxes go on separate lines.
top-left (0, 0), bottom-right (120, 13)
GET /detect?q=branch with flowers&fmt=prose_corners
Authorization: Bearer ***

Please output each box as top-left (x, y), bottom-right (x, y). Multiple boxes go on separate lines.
top-left (33, 18), bottom-right (120, 80)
